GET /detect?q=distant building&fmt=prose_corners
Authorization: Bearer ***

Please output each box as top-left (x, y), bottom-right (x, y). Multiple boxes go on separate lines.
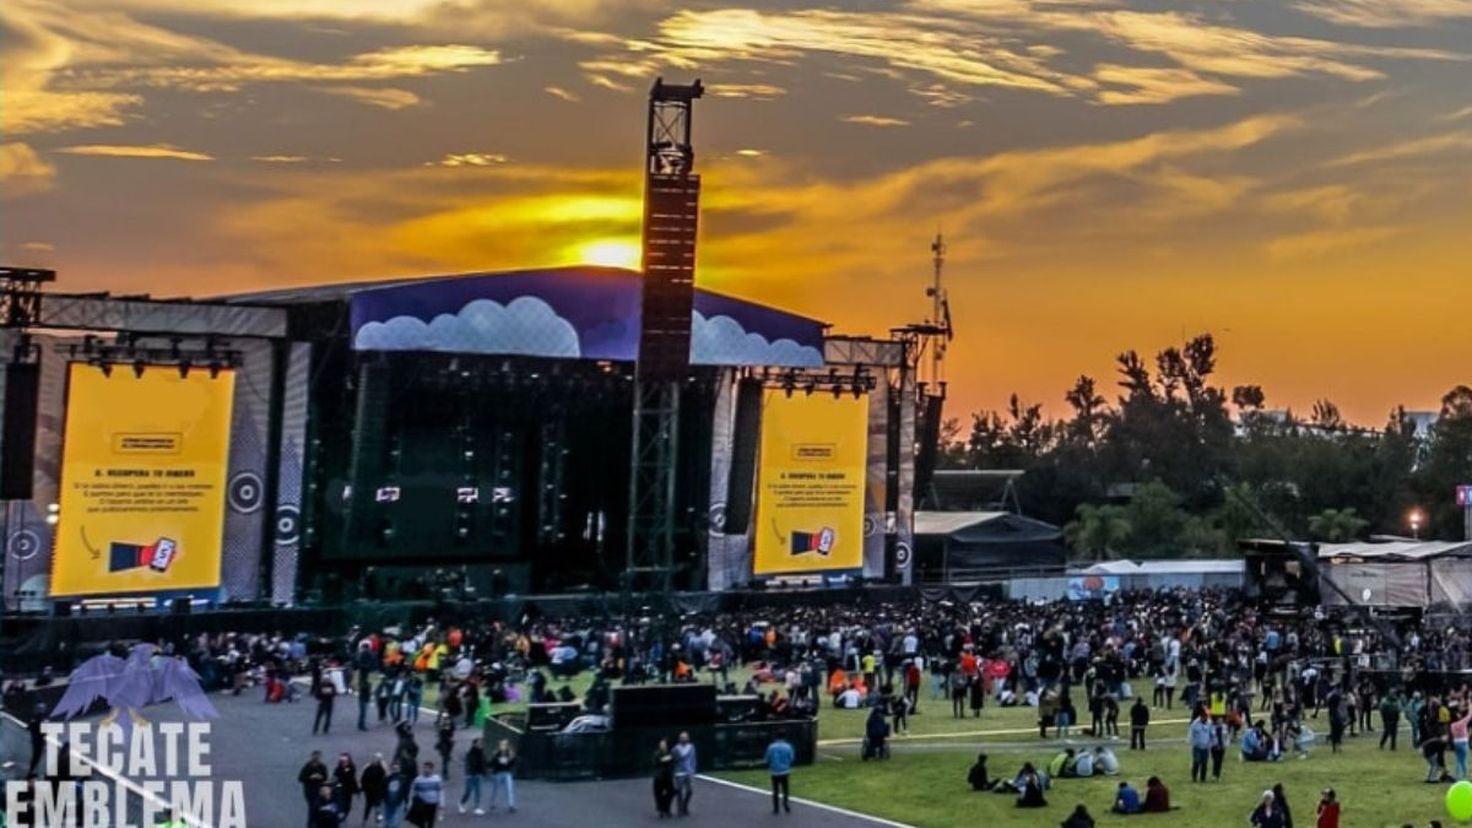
top-left (1404, 410), bottom-right (1439, 439)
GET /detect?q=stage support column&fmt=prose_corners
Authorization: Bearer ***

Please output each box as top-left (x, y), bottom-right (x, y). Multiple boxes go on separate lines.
top-left (626, 78), bottom-right (703, 594)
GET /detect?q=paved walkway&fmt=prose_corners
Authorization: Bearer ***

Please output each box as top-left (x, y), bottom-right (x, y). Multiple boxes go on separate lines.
top-left (3, 691), bottom-right (895, 828)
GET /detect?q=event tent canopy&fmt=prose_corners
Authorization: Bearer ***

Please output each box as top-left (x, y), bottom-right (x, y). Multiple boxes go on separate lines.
top-left (1314, 540), bottom-right (1472, 608)
top-left (912, 511), bottom-right (1067, 582)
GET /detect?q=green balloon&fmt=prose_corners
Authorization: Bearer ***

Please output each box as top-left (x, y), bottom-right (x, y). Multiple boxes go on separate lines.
top-left (1447, 779), bottom-right (1472, 822)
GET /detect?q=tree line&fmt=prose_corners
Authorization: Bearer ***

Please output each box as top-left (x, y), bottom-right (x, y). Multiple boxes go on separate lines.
top-left (938, 333), bottom-right (1472, 559)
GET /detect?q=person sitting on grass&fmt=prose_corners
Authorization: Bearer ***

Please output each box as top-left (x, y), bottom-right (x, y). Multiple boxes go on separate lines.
top-left (829, 667), bottom-right (847, 698)
top-left (1142, 776), bottom-right (1172, 813)
top-left (1048, 749), bottom-right (1075, 779)
top-left (1061, 803), bottom-right (1096, 828)
top-left (1016, 767), bottom-right (1047, 809)
top-left (1112, 781), bottom-right (1142, 814)
top-left (967, 753), bottom-right (989, 792)
top-left (993, 762), bottom-right (1050, 795)
top-left (1242, 723), bottom-right (1271, 762)
top-left (1093, 746), bottom-right (1120, 776)
top-left (1072, 748), bottom-right (1095, 778)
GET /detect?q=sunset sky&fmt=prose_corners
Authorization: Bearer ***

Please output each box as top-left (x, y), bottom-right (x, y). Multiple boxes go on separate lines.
top-left (3, 0), bottom-right (1470, 424)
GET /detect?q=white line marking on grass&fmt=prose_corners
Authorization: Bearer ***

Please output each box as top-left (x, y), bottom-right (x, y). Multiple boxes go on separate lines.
top-left (1, 710), bottom-right (212, 828)
top-left (817, 718), bottom-right (1193, 746)
top-left (697, 774), bottom-right (915, 827)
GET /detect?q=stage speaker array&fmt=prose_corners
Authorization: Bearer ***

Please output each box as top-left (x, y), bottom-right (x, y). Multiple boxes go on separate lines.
top-left (610, 684), bottom-right (716, 730)
top-left (344, 361), bottom-right (390, 545)
top-left (0, 362), bottom-right (40, 500)
top-left (722, 378), bottom-right (763, 534)
top-left (537, 418), bottom-right (566, 545)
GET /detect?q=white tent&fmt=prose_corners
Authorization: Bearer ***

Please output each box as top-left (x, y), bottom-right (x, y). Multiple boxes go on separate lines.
top-left (1316, 540), bottom-right (1472, 608)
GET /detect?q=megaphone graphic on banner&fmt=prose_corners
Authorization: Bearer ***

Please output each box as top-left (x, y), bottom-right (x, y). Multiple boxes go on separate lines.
top-left (108, 537), bottom-right (179, 573)
top-left (790, 527), bottom-right (836, 556)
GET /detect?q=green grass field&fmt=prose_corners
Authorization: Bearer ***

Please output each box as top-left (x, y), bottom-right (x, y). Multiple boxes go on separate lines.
top-left (720, 693), bottom-right (1456, 828)
top-left (466, 667), bottom-right (1454, 825)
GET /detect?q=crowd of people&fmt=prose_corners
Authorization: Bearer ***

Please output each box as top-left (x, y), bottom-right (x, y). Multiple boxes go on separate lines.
top-left (6, 585), bottom-right (1472, 825)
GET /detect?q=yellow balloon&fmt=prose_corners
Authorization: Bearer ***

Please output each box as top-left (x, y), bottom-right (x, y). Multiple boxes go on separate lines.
top-left (1447, 780), bottom-right (1472, 823)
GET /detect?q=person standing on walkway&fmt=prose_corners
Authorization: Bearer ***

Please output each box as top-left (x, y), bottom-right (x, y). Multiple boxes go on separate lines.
top-left (313, 677), bottom-right (337, 736)
top-left (653, 739), bottom-right (676, 818)
top-left (488, 739), bottom-right (518, 813)
top-left (1188, 709), bottom-right (1212, 783)
top-left (298, 751), bottom-right (329, 828)
top-left (332, 752), bottom-right (359, 815)
top-left (765, 734), bottom-right (795, 815)
top-left (359, 753), bottom-right (387, 826)
top-left (672, 731), bottom-right (697, 816)
top-left (381, 762), bottom-right (408, 828)
top-left (434, 713), bottom-right (455, 782)
top-left (407, 761), bottom-right (442, 828)
top-left (457, 738), bottom-right (486, 815)
top-left (357, 668), bottom-right (373, 732)
top-left (312, 784), bottom-right (344, 828)
top-left (405, 674), bottom-right (423, 725)
top-left (1130, 697), bottom-right (1150, 750)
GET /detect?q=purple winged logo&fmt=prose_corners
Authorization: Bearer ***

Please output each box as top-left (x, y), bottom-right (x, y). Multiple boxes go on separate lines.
top-left (51, 643), bottom-right (218, 728)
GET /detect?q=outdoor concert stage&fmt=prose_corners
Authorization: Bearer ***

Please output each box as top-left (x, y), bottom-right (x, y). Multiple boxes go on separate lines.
top-left (0, 266), bottom-right (921, 620)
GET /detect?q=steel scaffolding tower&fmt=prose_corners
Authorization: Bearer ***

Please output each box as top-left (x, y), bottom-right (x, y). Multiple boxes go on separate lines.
top-left (625, 79), bottom-right (703, 593)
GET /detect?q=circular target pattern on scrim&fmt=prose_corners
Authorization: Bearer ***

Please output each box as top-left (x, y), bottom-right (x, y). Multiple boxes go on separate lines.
top-left (7, 529), bottom-right (41, 561)
top-left (274, 505), bottom-right (301, 545)
top-left (895, 541), bottom-right (913, 569)
top-left (229, 471), bottom-right (265, 514)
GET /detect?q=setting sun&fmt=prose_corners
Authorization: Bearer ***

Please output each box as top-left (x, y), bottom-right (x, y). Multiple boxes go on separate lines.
top-left (575, 239), bottom-right (642, 269)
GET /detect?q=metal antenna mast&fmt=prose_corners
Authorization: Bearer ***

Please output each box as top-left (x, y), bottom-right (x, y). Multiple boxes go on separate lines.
top-left (926, 232), bottom-right (950, 387)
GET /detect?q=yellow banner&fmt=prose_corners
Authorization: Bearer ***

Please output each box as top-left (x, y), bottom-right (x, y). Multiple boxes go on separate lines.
top-left (753, 390), bottom-right (868, 575)
top-left (51, 364), bottom-right (235, 597)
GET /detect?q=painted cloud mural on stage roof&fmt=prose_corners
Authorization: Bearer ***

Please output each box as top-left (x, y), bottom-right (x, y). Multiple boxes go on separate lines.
top-left (349, 266), bottom-right (824, 368)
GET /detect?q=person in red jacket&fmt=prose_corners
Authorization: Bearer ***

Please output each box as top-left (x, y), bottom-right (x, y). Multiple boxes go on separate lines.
top-left (1315, 788), bottom-right (1340, 828)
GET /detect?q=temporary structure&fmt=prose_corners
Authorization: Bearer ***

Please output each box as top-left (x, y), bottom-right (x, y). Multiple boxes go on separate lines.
top-left (1315, 540), bottom-right (1472, 608)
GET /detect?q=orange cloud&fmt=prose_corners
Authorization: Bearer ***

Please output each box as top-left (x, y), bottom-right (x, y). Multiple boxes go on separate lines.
top-left (0, 143), bottom-right (57, 197)
top-left (841, 114), bottom-right (911, 127)
top-left (57, 143), bottom-right (214, 160)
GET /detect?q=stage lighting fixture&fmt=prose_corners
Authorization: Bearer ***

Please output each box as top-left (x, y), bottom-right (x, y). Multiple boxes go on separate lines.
top-left (99, 361), bottom-right (113, 378)
top-left (832, 384), bottom-right (843, 399)
top-left (852, 383), bottom-right (864, 399)
top-left (804, 378), bottom-right (817, 396)
top-left (131, 359), bottom-right (146, 379)
top-left (178, 360), bottom-right (191, 379)
top-left (208, 360), bottom-right (223, 379)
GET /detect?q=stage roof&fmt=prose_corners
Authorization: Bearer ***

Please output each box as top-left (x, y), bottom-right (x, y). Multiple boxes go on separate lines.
top-left (914, 511), bottom-right (1009, 536)
top-left (1317, 540), bottom-right (1472, 561)
top-left (223, 266), bottom-right (826, 368)
top-left (1079, 559), bottom-right (1244, 576)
